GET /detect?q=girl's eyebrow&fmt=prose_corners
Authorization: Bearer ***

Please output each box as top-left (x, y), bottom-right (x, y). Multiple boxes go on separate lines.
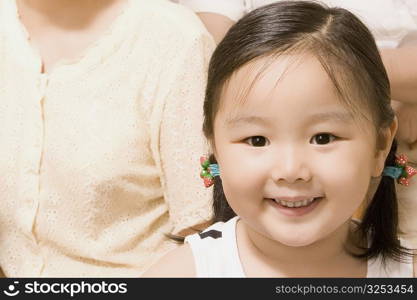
top-left (225, 111), bottom-right (354, 128)
top-left (308, 111), bottom-right (354, 124)
top-left (225, 115), bottom-right (271, 128)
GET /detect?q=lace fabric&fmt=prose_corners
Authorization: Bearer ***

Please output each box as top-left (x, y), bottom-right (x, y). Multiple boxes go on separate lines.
top-left (0, 0), bottom-right (215, 277)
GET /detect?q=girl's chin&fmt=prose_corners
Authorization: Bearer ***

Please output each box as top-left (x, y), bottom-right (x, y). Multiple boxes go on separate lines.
top-left (270, 235), bottom-right (319, 247)
top-left (264, 226), bottom-right (324, 247)
top-left (266, 222), bottom-right (347, 248)
top-left (278, 239), bottom-right (318, 248)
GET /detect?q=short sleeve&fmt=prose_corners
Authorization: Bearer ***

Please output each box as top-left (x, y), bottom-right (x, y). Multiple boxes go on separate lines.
top-left (158, 29), bottom-right (215, 234)
top-left (178, 0), bottom-right (247, 21)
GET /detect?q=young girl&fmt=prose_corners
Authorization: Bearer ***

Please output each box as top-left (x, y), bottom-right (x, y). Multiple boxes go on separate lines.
top-left (178, 0), bottom-right (417, 248)
top-left (144, 1), bottom-right (416, 277)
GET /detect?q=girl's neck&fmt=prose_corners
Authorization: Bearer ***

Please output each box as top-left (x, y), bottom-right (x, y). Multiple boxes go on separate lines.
top-left (237, 219), bottom-right (367, 277)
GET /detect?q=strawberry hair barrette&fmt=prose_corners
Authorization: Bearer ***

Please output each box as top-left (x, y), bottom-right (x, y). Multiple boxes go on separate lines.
top-left (382, 154), bottom-right (416, 186)
top-left (200, 156), bottom-right (220, 187)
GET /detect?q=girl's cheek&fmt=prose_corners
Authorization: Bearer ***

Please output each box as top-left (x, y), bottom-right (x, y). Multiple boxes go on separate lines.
top-left (219, 150), bottom-right (268, 196)
top-left (222, 157), bottom-right (267, 186)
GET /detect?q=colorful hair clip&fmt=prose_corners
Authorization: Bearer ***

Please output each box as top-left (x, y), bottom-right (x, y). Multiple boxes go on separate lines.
top-left (382, 154), bottom-right (416, 186)
top-left (200, 156), bottom-right (220, 187)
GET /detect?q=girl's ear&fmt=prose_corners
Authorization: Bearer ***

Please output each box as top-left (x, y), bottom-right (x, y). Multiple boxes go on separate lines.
top-left (372, 117), bottom-right (398, 177)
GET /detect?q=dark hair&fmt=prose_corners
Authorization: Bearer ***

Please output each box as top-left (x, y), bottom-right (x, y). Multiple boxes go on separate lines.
top-left (203, 1), bottom-right (412, 262)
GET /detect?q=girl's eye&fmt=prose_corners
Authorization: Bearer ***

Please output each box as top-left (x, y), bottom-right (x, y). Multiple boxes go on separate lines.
top-left (310, 133), bottom-right (336, 145)
top-left (245, 136), bottom-right (269, 147)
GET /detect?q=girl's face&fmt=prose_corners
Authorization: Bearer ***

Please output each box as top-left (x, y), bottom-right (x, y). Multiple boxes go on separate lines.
top-left (213, 54), bottom-right (390, 247)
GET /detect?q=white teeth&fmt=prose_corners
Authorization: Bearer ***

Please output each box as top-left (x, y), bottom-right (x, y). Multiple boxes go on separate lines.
top-left (275, 197), bottom-right (316, 208)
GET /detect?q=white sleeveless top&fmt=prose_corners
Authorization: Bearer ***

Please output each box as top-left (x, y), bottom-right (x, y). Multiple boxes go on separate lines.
top-left (185, 217), bottom-right (414, 277)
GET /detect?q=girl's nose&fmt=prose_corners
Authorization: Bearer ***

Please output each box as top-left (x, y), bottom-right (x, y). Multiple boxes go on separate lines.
top-left (270, 147), bottom-right (312, 183)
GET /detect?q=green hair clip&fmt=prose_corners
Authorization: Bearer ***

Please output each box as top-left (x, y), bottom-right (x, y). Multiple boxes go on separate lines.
top-left (200, 156), bottom-right (220, 188)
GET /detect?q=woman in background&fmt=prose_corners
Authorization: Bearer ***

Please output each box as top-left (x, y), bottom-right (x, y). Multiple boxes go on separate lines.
top-left (0, 0), bottom-right (214, 277)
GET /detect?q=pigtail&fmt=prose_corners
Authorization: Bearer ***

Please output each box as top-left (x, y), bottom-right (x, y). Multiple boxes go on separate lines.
top-left (166, 154), bottom-right (235, 243)
top-left (210, 154), bottom-right (236, 223)
top-left (357, 139), bottom-right (413, 262)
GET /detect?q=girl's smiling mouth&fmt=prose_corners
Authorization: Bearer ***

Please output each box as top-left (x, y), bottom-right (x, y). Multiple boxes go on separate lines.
top-left (266, 197), bottom-right (324, 217)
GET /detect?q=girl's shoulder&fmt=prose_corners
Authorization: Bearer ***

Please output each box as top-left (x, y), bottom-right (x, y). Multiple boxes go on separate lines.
top-left (142, 217), bottom-right (240, 278)
top-left (141, 244), bottom-right (196, 278)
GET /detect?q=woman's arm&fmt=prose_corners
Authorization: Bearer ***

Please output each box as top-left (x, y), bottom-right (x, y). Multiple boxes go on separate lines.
top-left (196, 12), bottom-right (235, 44)
top-left (381, 47), bottom-right (417, 105)
top-left (157, 25), bottom-right (215, 235)
top-left (391, 100), bottom-right (417, 151)
top-left (178, 0), bottom-right (244, 43)
top-left (381, 44), bottom-right (417, 150)
top-left (380, 46), bottom-right (417, 150)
